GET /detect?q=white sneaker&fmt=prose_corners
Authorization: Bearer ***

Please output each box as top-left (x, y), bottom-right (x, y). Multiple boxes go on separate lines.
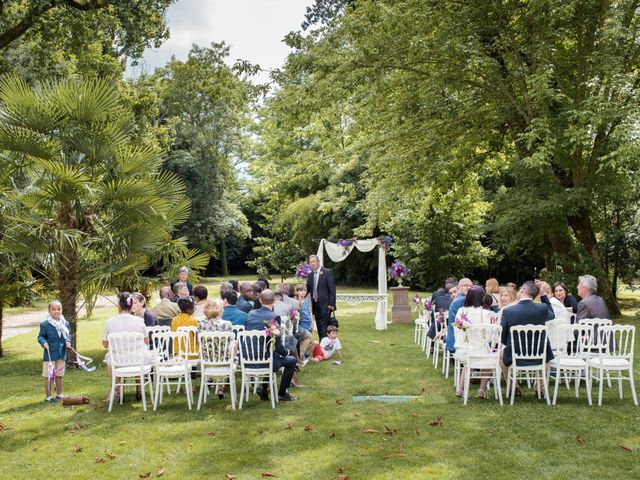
top-left (56, 394), bottom-right (65, 400)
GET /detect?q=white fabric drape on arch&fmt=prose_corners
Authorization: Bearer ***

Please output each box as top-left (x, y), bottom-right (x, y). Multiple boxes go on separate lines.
top-left (316, 239), bottom-right (388, 330)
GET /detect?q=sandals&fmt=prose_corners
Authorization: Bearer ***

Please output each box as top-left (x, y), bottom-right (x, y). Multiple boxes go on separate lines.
top-left (476, 389), bottom-right (487, 399)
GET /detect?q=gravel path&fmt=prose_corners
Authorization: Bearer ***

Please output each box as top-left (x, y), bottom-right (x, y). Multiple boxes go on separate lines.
top-left (2, 295), bottom-right (119, 340)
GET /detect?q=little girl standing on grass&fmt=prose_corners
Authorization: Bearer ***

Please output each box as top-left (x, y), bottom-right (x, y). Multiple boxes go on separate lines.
top-left (37, 301), bottom-right (71, 404)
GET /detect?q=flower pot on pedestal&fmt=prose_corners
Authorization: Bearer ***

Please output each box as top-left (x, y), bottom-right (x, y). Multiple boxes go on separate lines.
top-left (391, 286), bottom-right (411, 324)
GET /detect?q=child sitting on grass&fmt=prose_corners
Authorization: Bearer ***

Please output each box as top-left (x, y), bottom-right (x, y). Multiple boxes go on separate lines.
top-left (310, 325), bottom-right (343, 365)
top-left (37, 301), bottom-right (71, 403)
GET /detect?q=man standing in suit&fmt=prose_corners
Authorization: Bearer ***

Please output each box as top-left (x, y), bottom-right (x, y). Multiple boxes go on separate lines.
top-left (500, 281), bottom-right (555, 395)
top-left (306, 254), bottom-right (336, 341)
top-left (576, 274), bottom-right (610, 320)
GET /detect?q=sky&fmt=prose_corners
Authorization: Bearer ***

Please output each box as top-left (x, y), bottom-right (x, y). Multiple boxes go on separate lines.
top-left (126, 0), bottom-right (315, 83)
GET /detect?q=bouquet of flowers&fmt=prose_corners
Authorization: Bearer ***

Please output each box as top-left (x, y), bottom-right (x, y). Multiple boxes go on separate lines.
top-left (412, 294), bottom-right (421, 304)
top-left (424, 298), bottom-right (432, 313)
top-left (295, 262), bottom-right (312, 279)
top-left (454, 311), bottom-right (470, 330)
top-left (388, 261), bottom-right (410, 285)
top-left (265, 318), bottom-right (282, 350)
top-left (377, 235), bottom-right (393, 253)
top-left (337, 238), bottom-right (355, 256)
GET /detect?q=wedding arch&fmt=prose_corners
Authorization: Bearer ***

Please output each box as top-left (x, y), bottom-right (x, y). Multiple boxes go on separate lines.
top-left (316, 238), bottom-right (388, 330)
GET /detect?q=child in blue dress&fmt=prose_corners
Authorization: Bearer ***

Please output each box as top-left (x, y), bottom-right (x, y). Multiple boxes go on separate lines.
top-left (37, 301), bottom-right (71, 403)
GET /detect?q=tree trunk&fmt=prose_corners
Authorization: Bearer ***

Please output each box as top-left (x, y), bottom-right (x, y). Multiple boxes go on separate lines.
top-left (220, 239), bottom-right (229, 277)
top-left (57, 204), bottom-right (79, 360)
top-left (568, 207), bottom-right (620, 315)
top-left (0, 302), bottom-right (3, 358)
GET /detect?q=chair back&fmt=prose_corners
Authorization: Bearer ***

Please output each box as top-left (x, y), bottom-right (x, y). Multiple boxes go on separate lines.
top-left (466, 323), bottom-right (502, 355)
top-left (579, 318), bottom-right (613, 351)
top-left (237, 330), bottom-right (272, 368)
top-left (434, 310), bottom-right (448, 336)
top-left (200, 332), bottom-right (235, 366)
top-left (510, 325), bottom-right (548, 365)
top-left (231, 325), bottom-right (245, 336)
top-left (154, 331), bottom-right (190, 366)
top-left (145, 325), bottom-right (170, 351)
top-left (546, 319), bottom-right (570, 351)
top-left (555, 324), bottom-right (592, 359)
top-left (598, 325), bottom-right (635, 360)
top-left (177, 325), bottom-right (200, 358)
top-left (107, 332), bottom-right (147, 367)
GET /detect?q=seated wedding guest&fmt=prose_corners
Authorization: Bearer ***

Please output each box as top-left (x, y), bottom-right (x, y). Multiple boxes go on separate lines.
top-left (103, 292), bottom-right (150, 401)
top-left (132, 292), bottom-right (157, 327)
top-left (453, 286), bottom-right (496, 398)
top-left (538, 281), bottom-right (570, 322)
top-left (499, 286), bottom-right (517, 310)
top-left (576, 274), bottom-right (610, 320)
top-left (500, 281), bottom-right (555, 398)
top-left (485, 278), bottom-right (500, 307)
top-left (252, 281), bottom-right (265, 310)
top-left (553, 281), bottom-right (579, 314)
top-left (245, 289), bottom-right (298, 402)
top-left (445, 278), bottom-right (474, 353)
top-left (431, 277), bottom-right (457, 312)
top-left (274, 291), bottom-right (292, 318)
top-left (172, 297), bottom-right (199, 331)
top-left (172, 281), bottom-right (190, 302)
top-left (199, 299), bottom-right (232, 333)
top-left (193, 285), bottom-right (208, 321)
top-left (221, 289), bottom-right (248, 326)
top-left (219, 281), bottom-right (233, 297)
top-left (171, 266), bottom-right (193, 296)
top-left (229, 280), bottom-right (240, 294)
top-left (294, 284), bottom-right (315, 365)
top-left (236, 282), bottom-right (254, 313)
top-left (277, 283), bottom-right (301, 310)
top-left (150, 286), bottom-right (180, 327)
top-left (257, 278), bottom-right (270, 289)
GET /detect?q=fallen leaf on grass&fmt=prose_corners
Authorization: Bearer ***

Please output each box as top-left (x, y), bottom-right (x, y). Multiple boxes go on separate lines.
top-left (337, 475), bottom-right (349, 480)
top-left (0, 423), bottom-right (13, 431)
top-left (74, 422), bottom-right (81, 430)
top-left (32, 448), bottom-right (38, 452)
top-left (369, 340), bottom-right (380, 343)
top-left (363, 428), bottom-right (379, 434)
top-left (576, 436), bottom-right (585, 446)
top-left (410, 413), bottom-right (417, 417)
top-left (304, 424), bottom-right (313, 431)
top-left (336, 467), bottom-right (347, 473)
top-left (156, 467), bottom-right (165, 477)
top-left (207, 432), bottom-right (215, 437)
top-left (430, 418), bottom-right (443, 427)
top-left (139, 473), bottom-right (151, 479)
top-left (118, 441), bottom-right (127, 445)
top-left (284, 424), bottom-right (293, 430)
top-left (224, 475), bottom-right (237, 480)
top-left (261, 472), bottom-right (277, 477)
top-left (72, 445), bottom-right (83, 453)
top-left (336, 399), bottom-right (344, 405)
top-left (106, 453), bottom-right (116, 460)
top-left (329, 432), bottom-right (336, 438)
top-left (383, 425), bottom-right (396, 435)
top-left (95, 458), bottom-right (106, 463)
top-left (383, 452), bottom-right (408, 460)
top-left (619, 444), bottom-right (633, 452)
top-left (354, 413), bottom-right (361, 417)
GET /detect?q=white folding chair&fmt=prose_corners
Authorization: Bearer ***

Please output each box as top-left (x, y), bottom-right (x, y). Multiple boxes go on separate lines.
top-left (456, 323), bottom-right (504, 405)
top-left (587, 325), bottom-right (637, 406)
top-left (420, 310), bottom-right (433, 353)
top-left (107, 332), bottom-right (154, 413)
top-left (580, 318), bottom-right (614, 388)
top-left (506, 325), bottom-right (550, 405)
top-left (238, 331), bottom-right (277, 409)
top-left (152, 331), bottom-right (193, 410)
top-left (432, 313), bottom-right (447, 368)
top-left (145, 325), bottom-right (170, 353)
top-left (198, 332), bottom-right (237, 410)
top-left (547, 324), bottom-right (592, 405)
top-left (414, 302), bottom-right (427, 345)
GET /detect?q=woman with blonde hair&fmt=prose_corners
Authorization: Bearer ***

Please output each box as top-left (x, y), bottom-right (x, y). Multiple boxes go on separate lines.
top-left (199, 299), bottom-right (232, 333)
top-left (485, 278), bottom-right (500, 306)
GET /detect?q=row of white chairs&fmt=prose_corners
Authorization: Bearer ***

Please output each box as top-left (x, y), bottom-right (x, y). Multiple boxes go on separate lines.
top-left (415, 312), bottom-right (637, 406)
top-left (107, 327), bottom-right (280, 412)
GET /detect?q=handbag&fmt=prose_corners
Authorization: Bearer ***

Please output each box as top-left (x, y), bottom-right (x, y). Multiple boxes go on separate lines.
top-left (62, 395), bottom-right (90, 406)
top-left (329, 311), bottom-right (339, 328)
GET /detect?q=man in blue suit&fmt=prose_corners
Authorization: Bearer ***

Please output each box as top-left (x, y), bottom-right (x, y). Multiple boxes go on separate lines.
top-left (245, 289), bottom-right (298, 402)
top-left (500, 281), bottom-right (555, 395)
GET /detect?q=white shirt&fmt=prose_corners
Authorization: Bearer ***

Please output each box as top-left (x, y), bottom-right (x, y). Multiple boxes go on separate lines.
top-left (103, 313), bottom-right (146, 341)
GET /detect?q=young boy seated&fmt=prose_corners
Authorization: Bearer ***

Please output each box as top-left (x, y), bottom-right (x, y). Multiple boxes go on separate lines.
top-left (310, 325), bottom-right (343, 365)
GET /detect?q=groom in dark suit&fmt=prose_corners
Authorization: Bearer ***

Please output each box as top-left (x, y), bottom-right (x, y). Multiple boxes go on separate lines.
top-left (306, 254), bottom-right (336, 340)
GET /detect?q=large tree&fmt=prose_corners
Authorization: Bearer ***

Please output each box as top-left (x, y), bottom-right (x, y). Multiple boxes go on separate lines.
top-left (0, 75), bottom-right (208, 351)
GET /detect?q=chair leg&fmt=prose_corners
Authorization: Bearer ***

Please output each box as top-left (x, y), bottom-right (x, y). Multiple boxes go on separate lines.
top-left (270, 373), bottom-right (276, 409)
top-left (585, 367), bottom-right (592, 406)
top-left (510, 369), bottom-right (517, 406)
top-left (230, 373), bottom-right (236, 410)
top-left (197, 373), bottom-right (205, 411)
top-left (574, 371), bottom-right (580, 398)
top-left (108, 376), bottom-right (116, 413)
top-left (239, 375), bottom-right (245, 410)
top-left (153, 374), bottom-right (160, 411)
top-left (618, 373), bottom-right (624, 399)
top-left (629, 367), bottom-right (638, 406)
top-left (140, 374), bottom-right (147, 412)
top-left (495, 368), bottom-right (503, 406)
top-left (598, 367), bottom-right (604, 406)
top-left (463, 366), bottom-right (470, 406)
top-left (542, 368), bottom-right (550, 405)
top-left (552, 368), bottom-right (560, 405)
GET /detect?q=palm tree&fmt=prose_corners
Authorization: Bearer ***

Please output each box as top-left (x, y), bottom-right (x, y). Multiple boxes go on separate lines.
top-left (0, 76), bottom-right (208, 351)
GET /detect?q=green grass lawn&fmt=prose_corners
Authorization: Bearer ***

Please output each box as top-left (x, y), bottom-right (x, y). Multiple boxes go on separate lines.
top-left (1, 289), bottom-right (639, 479)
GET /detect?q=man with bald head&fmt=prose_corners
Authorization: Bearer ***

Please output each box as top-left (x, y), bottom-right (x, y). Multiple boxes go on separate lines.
top-left (150, 286), bottom-right (181, 327)
top-left (445, 278), bottom-right (473, 353)
top-left (236, 282), bottom-right (254, 314)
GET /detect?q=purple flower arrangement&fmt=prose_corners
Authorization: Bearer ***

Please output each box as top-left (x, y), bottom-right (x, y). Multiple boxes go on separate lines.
top-left (424, 298), bottom-right (432, 312)
top-left (412, 294), bottom-right (421, 304)
top-left (377, 235), bottom-right (393, 253)
top-left (337, 238), bottom-right (355, 256)
top-left (295, 262), bottom-right (312, 279)
top-left (454, 311), bottom-right (470, 330)
top-left (388, 261), bottom-right (410, 283)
